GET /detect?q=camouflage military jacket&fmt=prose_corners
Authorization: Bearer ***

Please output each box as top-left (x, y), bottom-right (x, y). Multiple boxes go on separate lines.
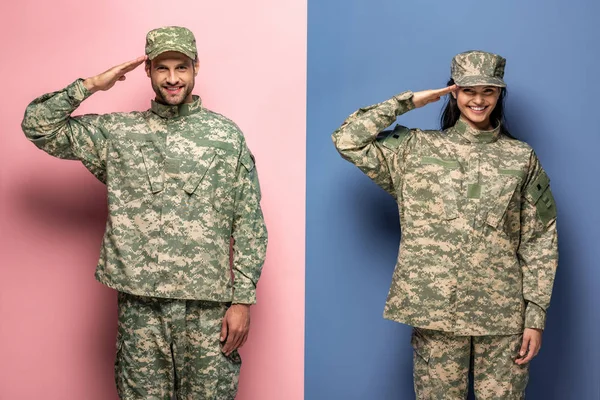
top-left (22, 79), bottom-right (268, 304)
top-left (332, 91), bottom-right (558, 335)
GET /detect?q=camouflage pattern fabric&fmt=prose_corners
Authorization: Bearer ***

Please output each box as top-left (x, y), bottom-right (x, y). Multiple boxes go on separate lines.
top-left (332, 91), bottom-right (558, 335)
top-left (115, 292), bottom-right (240, 400)
top-left (22, 79), bottom-right (268, 304)
top-left (451, 50), bottom-right (506, 87)
top-left (411, 328), bottom-right (528, 400)
top-left (145, 26), bottom-right (197, 61)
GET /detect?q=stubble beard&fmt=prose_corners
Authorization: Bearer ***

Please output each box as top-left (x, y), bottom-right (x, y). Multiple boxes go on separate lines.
top-left (152, 79), bottom-right (194, 106)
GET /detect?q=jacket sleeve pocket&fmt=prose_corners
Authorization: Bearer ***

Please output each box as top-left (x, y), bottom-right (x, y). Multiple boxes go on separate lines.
top-left (525, 170), bottom-right (557, 226)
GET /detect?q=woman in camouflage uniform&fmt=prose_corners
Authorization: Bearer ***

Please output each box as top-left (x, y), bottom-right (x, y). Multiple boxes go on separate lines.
top-left (332, 50), bottom-right (558, 399)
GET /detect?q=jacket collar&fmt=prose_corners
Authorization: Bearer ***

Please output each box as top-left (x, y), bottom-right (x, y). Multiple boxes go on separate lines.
top-left (151, 95), bottom-right (202, 118)
top-left (451, 117), bottom-right (501, 144)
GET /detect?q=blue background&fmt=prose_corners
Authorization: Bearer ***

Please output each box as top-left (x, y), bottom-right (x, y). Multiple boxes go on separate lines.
top-left (306, 0), bottom-right (600, 398)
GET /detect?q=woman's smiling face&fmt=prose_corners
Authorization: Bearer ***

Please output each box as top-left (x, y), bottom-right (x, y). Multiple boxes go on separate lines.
top-left (454, 85), bottom-right (501, 130)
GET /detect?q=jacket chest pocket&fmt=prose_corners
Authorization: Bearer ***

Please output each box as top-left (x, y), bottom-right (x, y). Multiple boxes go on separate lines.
top-left (484, 173), bottom-right (523, 229)
top-left (108, 140), bottom-right (164, 204)
top-left (410, 156), bottom-right (461, 221)
top-left (182, 147), bottom-right (237, 217)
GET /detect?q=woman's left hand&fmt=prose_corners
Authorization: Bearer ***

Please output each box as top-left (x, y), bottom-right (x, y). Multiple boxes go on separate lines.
top-left (515, 328), bottom-right (543, 365)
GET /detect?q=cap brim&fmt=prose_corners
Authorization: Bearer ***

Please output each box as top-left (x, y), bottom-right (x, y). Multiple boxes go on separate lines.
top-left (147, 45), bottom-right (196, 61)
top-left (455, 75), bottom-right (506, 88)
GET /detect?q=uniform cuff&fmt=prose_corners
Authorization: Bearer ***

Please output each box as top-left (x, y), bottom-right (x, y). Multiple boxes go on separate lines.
top-left (232, 281), bottom-right (257, 304)
top-left (524, 302), bottom-right (546, 330)
top-left (67, 79), bottom-right (93, 104)
top-left (392, 91), bottom-right (415, 115)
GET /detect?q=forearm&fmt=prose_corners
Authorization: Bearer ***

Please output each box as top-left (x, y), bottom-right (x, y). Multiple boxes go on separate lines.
top-left (519, 178), bottom-right (558, 330)
top-left (519, 155), bottom-right (559, 330)
top-left (231, 149), bottom-right (268, 304)
top-left (331, 91), bottom-right (414, 155)
top-left (331, 91), bottom-right (414, 196)
top-left (231, 205), bottom-right (268, 304)
top-left (521, 222), bottom-right (558, 330)
top-left (21, 79), bottom-right (93, 159)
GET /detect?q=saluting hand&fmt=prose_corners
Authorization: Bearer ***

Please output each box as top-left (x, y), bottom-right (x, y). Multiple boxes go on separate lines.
top-left (83, 56), bottom-right (147, 94)
top-left (515, 328), bottom-right (543, 365)
top-left (412, 85), bottom-right (458, 108)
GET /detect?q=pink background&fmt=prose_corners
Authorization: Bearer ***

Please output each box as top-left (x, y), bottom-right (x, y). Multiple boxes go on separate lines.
top-left (0, 1), bottom-right (306, 399)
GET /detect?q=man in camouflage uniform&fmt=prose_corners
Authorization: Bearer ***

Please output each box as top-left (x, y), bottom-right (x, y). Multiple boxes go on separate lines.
top-left (22, 26), bottom-right (268, 399)
top-left (332, 51), bottom-right (558, 399)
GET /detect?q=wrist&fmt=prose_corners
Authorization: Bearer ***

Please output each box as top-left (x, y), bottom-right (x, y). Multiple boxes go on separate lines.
top-left (231, 303), bottom-right (251, 308)
top-left (82, 77), bottom-right (99, 94)
top-left (392, 90), bottom-right (415, 115)
top-left (525, 327), bottom-right (543, 333)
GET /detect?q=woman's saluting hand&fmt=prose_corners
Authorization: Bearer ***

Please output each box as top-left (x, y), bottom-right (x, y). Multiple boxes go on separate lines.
top-left (412, 85), bottom-right (458, 108)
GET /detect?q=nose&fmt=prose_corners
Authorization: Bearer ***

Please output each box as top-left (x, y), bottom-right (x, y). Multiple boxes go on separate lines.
top-left (166, 70), bottom-right (179, 85)
top-left (473, 94), bottom-right (485, 105)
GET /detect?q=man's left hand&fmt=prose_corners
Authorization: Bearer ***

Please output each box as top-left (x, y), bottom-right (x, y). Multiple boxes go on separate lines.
top-left (220, 304), bottom-right (251, 356)
top-left (515, 328), bottom-right (543, 365)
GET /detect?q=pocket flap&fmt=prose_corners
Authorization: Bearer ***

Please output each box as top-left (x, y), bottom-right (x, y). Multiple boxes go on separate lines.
top-left (140, 144), bottom-right (164, 194)
top-left (411, 329), bottom-right (432, 363)
top-left (438, 173), bottom-right (458, 220)
top-left (420, 156), bottom-right (460, 169)
top-left (486, 176), bottom-right (520, 228)
top-left (240, 149), bottom-right (255, 172)
top-left (183, 151), bottom-right (216, 195)
top-left (536, 189), bottom-right (557, 225)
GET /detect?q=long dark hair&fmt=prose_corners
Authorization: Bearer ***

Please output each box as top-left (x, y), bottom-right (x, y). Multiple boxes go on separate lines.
top-left (440, 78), bottom-right (513, 138)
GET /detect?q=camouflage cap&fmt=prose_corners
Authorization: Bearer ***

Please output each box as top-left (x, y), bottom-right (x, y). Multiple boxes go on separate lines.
top-left (145, 26), bottom-right (197, 61)
top-left (451, 50), bottom-right (506, 87)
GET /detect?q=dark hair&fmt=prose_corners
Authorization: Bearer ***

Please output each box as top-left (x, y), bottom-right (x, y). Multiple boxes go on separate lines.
top-left (440, 78), bottom-right (514, 138)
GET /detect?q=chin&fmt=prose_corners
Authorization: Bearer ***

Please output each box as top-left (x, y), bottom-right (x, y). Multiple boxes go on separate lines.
top-left (167, 99), bottom-right (185, 105)
top-left (161, 95), bottom-right (185, 105)
top-left (466, 114), bottom-right (492, 126)
top-left (471, 117), bottom-right (488, 125)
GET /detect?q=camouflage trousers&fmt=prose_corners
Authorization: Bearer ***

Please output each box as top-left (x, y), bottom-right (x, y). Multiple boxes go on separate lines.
top-left (115, 292), bottom-right (241, 400)
top-left (411, 328), bottom-right (529, 400)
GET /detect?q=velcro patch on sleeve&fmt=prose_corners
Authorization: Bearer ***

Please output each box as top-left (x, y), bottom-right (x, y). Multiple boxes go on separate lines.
top-left (526, 170), bottom-right (550, 204)
top-left (527, 171), bottom-right (556, 224)
top-left (378, 124), bottom-right (411, 150)
top-left (536, 187), bottom-right (557, 225)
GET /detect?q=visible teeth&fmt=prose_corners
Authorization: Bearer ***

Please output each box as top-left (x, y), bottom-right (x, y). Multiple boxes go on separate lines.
top-left (470, 106), bottom-right (485, 111)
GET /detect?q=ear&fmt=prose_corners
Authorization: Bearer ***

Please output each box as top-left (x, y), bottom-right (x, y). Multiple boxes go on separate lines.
top-left (451, 90), bottom-right (457, 99)
top-left (194, 58), bottom-right (200, 76)
top-left (145, 60), bottom-right (151, 78)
